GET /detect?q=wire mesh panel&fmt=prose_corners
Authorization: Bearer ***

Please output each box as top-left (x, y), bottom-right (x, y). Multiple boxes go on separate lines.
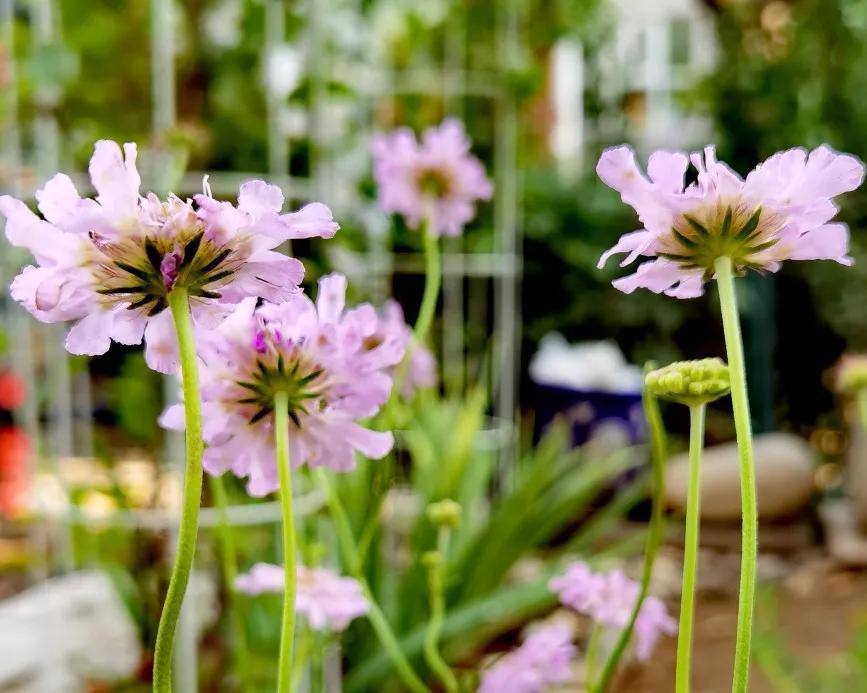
top-left (0, 0), bottom-right (525, 686)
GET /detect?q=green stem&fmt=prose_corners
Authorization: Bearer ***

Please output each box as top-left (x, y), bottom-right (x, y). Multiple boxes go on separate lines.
top-left (714, 256), bottom-right (758, 693)
top-left (592, 376), bottom-right (669, 692)
top-left (290, 625), bottom-right (310, 693)
top-left (384, 219), bottom-right (441, 418)
top-left (314, 467), bottom-right (429, 693)
top-left (413, 222), bottom-right (442, 347)
top-left (208, 474), bottom-right (250, 688)
top-left (153, 288), bottom-right (204, 693)
top-left (676, 404), bottom-right (705, 693)
top-left (585, 624), bottom-right (603, 692)
top-left (423, 529), bottom-right (459, 693)
top-left (275, 390), bottom-right (297, 693)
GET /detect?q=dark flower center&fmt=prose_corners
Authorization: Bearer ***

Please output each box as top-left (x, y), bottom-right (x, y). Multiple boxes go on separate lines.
top-left (416, 167), bottom-right (452, 198)
top-left (93, 228), bottom-right (238, 316)
top-left (235, 353), bottom-right (326, 428)
top-left (656, 201), bottom-right (782, 278)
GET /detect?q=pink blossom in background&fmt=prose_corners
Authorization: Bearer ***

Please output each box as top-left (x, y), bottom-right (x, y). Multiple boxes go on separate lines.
top-left (0, 141), bottom-right (338, 373)
top-left (372, 300), bottom-right (437, 397)
top-left (478, 623), bottom-right (576, 693)
top-left (235, 562), bottom-right (369, 632)
top-left (549, 561), bottom-right (676, 662)
top-left (160, 273), bottom-right (402, 495)
top-left (634, 596), bottom-right (678, 661)
top-left (597, 144), bottom-right (864, 298)
top-left (372, 118), bottom-right (492, 237)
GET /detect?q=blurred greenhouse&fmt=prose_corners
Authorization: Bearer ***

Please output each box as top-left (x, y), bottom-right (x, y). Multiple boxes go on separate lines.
top-left (3, 0), bottom-right (867, 691)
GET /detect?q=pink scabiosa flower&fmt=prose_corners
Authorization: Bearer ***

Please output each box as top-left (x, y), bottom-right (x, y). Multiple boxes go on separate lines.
top-left (372, 118), bottom-right (493, 237)
top-left (235, 562), bottom-right (369, 632)
top-left (0, 141), bottom-right (338, 373)
top-left (478, 623), bottom-right (576, 693)
top-left (161, 273), bottom-right (402, 495)
top-left (549, 562), bottom-right (676, 662)
top-left (369, 300), bottom-right (437, 397)
top-left (597, 144), bottom-right (865, 298)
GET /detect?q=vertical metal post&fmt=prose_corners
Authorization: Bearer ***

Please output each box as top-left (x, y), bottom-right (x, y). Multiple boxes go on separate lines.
top-left (265, 0), bottom-right (288, 179)
top-left (307, 0), bottom-right (328, 198)
top-left (494, 0), bottom-right (521, 472)
top-left (441, 1), bottom-right (467, 395)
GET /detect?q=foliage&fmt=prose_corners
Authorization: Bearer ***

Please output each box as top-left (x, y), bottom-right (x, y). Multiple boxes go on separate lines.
top-left (753, 586), bottom-right (867, 692)
top-left (332, 390), bottom-right (645, 689)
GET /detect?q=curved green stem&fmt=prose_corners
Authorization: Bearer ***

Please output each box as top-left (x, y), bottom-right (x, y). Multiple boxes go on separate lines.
top-left (423, 530), bottom-right (458, 693)
top-left (208, 474), bottom-right (249, 688)
top-left (275, 390), bottom-right (297, 693)
top-left (592, 375), bottom-right (669, 692)
top-left (384, 220), bottom-right (441, 418)
top-left (413, 223), bottom-right (442, 347)
top-left (153, 288), bottom-right (205, 693)
top-left (676, 404), bottom-right (705, 693)
top-left (314, 468), bottom-right (429, 693)
top-left (714, 256), bottom-right (758, 693)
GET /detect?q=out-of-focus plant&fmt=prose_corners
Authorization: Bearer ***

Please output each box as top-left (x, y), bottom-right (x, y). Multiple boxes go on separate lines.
top-left (752, 586), bottom-right (867, 693)
top-left (335, 390), bottom-right (645, 691)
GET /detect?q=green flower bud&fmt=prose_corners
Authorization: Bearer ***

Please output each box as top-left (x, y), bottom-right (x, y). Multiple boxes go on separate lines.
top-left (422, 550), bottom-right (444, 568)
top-left (426, 499), bottom-right (462, 528)
top-left (645, 358), bottom-right (731, 406)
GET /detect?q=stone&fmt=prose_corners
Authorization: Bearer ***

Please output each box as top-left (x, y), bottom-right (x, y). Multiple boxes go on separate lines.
top-left (664, 432), bottom-right (815, 520)
top-left (819, 498), bottom-right (867, 568)
top-left (0, 571), bottom-right (141, 691)
top-left (0, 570), bottom-right (217, 692)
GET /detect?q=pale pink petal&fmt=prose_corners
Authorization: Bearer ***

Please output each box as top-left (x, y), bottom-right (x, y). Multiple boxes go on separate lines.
top-left (143, 310), bottom-right (179, 374)
top-left (341, 423), bottom-right (394, 459)
top-left (280, 202), bottom-right (339, 240)
top-left (787, 222), bottom-right (853, 265)
top-left (88, 141), bottom-right (141, 221)
top-left (0, 196), bottom-right (82, 264)
top-left (797, 146), bottom-right (865, 200)
top-left (110, 309), bottom-right (147, 345)
top-left (238, 180), bottom-right (284, 218)
top-left (65, 311), bottom-right (115, 355)
top-left (597, 229), bottom-right (655, 269)
top-left (10, 266), bottom-right (92, 321)
top-left (316, 274), bottom-right (347, 323)
top-left (647, 150), bottom-right (689, 193)
top-left (158, 404), bottom-right (185, 431)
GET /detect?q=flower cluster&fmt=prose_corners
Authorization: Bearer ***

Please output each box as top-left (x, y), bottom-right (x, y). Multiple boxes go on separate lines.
top-left (373, 118), bottom-right (492, 237)
top-left (478, 623), bottom-right (576, 693)
top-left (0, 141), bottom-right (338, 373)
top-left (161, 274), bottom-right (403, 495)
top-left (597, 145), bottom-right (864, 298)
top-left (235, 562), bottom-right (369, 632)
top-left (549, 561), bottom-right (676, 661)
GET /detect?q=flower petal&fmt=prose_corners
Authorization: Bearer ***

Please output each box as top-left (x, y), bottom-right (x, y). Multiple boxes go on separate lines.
top-left (88, 140), bottom-right (141, 221)
top-left (316, 273), bottom-right (347, 324)
top-left (65, 311), bottom-right (115, 355)
top-left (143, 310), bottom-right (179, 374)
top-left (238, 180), bottom-right (284, 218)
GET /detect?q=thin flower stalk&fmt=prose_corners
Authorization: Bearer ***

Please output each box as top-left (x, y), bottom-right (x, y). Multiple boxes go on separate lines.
top-left (592, 372), bottom-right (669, 692)
top-left (152, 288), bottom-right (204, 693)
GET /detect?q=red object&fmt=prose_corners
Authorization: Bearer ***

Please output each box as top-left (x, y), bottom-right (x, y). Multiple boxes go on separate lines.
top-left (0, 427), bottom-right (30, 518)
top-left (0, 370), bottom-right (26, 411)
